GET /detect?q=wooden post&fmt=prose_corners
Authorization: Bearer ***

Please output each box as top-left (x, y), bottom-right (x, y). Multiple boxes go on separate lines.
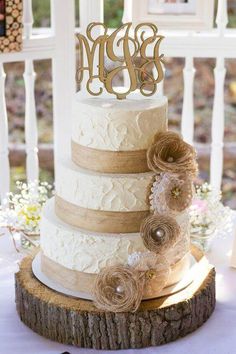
top-left (23, 0), bottom-right (39, 182)
top-left (79, 0), bottom-right (104, 94)
top-left (79, 0), bottom-right (104, 31)
top-left (0, 63), bottom-right (10, 203)
top-left (230, 228), bottom-right (236, 268)
top-left (23, 0), bottom-right (33, 39)
top-left (24, 60), bottom-right (39, 182)
top-left (51, 0), bottom-right (76, 166)
top-left (210, 57), bottom-right (226, 190)
top-left (181, 56), bottom-right (195, 145)
top-left (210, 0), bottom-right (228, 190)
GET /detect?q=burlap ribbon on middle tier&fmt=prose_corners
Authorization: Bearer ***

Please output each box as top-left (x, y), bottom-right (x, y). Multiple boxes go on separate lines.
top-left (55, 195), bottom-right (150, 233)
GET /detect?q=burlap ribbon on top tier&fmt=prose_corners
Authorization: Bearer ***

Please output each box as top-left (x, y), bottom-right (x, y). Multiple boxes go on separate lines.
top-left (55, 195), bottom-right (149, 233)
top-left (71, 141), bottom-right (149, 174)
top-left (41, 252), bottom-right (190, 299)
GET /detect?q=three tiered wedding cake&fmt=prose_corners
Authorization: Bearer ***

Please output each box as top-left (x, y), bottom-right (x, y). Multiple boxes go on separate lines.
top-left (38, 22), bottom-right (200, 312)
top-left (15, 22), bottom-right (215, 349)
top-left (40, 89), bottom-right (197, 312)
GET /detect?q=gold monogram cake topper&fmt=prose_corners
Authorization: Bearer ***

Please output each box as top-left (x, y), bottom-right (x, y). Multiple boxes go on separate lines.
top-left (76, 22), bottom-right (164, 100)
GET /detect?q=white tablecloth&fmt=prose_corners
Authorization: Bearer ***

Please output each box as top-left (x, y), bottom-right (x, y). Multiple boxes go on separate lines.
top-left (1, 224), bottom-right (236, 354)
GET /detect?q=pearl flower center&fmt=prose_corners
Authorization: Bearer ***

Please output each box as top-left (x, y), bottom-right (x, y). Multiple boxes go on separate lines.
top-left (116, 285), bottom-right (124, 294)
top-left (155, 228), bottom-right (165, 239)
top-left (167, 156), bottom-right (174, 162)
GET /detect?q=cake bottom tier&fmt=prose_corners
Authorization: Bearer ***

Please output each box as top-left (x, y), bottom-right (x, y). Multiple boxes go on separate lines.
top-left (15, 247), bottom-right (216, 350)
top-left (39, 251), bottom-right (191, 300)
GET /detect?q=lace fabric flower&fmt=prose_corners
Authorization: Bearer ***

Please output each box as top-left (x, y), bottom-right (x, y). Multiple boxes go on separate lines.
top-left (165, 175), bottom-right (193, 212)
top-left (140, 214), bottom-right (181, 254)
top-left (128, 251), bottom-right (160, 270)
top-left (93, 265), bottom-right (144, 313)
top-left (150, 173), bottom-right (194, 214)
top-left (147, 131), bottom-right (198, 178)
top-left (165, 233), bottom-right (190, 266)
top-left (128, 252), bottom-right (170, 297)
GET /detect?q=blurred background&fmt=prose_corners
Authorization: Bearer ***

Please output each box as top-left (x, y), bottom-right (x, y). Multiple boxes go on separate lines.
top-left (5, 0), bottom-right (236, 207)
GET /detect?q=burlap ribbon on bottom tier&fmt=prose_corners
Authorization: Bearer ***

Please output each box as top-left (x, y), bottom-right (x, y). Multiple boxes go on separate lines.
top-left (55, 195), bottom-right (150, 233)
top-left (41, 253), bottom-right (190, 299)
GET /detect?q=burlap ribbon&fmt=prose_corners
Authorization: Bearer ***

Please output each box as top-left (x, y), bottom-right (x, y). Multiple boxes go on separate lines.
top-left (41, 252), bottom-right (190, 299)
top-left (55, 195), bottom-right (149, 233)
top-left (71, 140), bottom-right (149, 173)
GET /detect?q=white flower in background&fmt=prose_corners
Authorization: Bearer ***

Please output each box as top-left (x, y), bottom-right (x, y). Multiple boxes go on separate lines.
top-left (0, 207), bottom-right (18, 227)
top-left (0, 180), bottom-right (53, 235)
top-left (190, 182), bottom-right (232, 241)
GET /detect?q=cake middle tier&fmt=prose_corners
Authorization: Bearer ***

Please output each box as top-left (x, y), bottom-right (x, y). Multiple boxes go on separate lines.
top-left (55, 159), bottom-right (154, 233)
top-left (41, 198), bottom-right (190, 275)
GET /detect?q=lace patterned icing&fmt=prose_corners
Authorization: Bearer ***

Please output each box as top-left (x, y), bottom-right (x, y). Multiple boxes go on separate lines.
top-left (72, 95), bottom-right (168, 151)
top-left (40, 198), bottom-right (147, 274)
top-left (56, 159), bottom-right (154, 212)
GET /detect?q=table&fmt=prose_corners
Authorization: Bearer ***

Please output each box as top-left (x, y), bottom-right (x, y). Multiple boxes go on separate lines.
top-left (1, 223), bottom-right (236, 354)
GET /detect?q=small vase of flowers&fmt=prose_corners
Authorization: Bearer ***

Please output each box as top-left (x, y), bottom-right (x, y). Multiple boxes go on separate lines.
top-left (190, 183), bottom-right (231, 252)
top-left (0, 180), bottom-right (53, 252)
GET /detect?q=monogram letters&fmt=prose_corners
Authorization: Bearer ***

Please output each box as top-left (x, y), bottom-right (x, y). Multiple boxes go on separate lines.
top-left (76, 22), bottom-right (164, 99)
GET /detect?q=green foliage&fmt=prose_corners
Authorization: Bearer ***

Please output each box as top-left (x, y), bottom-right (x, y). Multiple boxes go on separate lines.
top-left (32, 0), bottom-right (123, 28)
top-left (228, 15), bottom-right (236, 28)
top-left (104, 0), bottom-right (124, 28)
top-left (32, 0), bottom-right (50, 27)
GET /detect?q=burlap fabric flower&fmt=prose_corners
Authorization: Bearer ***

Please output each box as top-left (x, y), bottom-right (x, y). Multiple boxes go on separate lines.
top-left (147, 131), bottom-right (198, 178)
top-left (140, 214), bottom-right (181, 254)
top-left (93, 265), bottom-right (144, 313)
top-left (150, 173), bottom-right (194, 214)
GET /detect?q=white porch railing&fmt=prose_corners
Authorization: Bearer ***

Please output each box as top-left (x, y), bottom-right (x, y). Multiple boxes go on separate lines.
top-left (0, 0), bottom-right (76, 203)
top-left (0, 0), bottom-right (234, 203)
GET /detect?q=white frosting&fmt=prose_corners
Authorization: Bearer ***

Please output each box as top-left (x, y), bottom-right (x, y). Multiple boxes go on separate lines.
top-left (40, 198), bottom-right (146, 273)
top-left (72, 95), bottom-right (168, 151)
top-left (56, 159), bottom-right (154, 212)
top-left (41, 198), bottom-right (190, 274)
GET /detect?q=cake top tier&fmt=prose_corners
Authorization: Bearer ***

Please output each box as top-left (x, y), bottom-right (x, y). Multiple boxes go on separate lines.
top-left (72, 94), bottom-right (168, 154)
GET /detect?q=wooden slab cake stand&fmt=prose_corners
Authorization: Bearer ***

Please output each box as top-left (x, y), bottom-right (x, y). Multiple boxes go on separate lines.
top-left (15, 245), bottom-right (215, 350)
